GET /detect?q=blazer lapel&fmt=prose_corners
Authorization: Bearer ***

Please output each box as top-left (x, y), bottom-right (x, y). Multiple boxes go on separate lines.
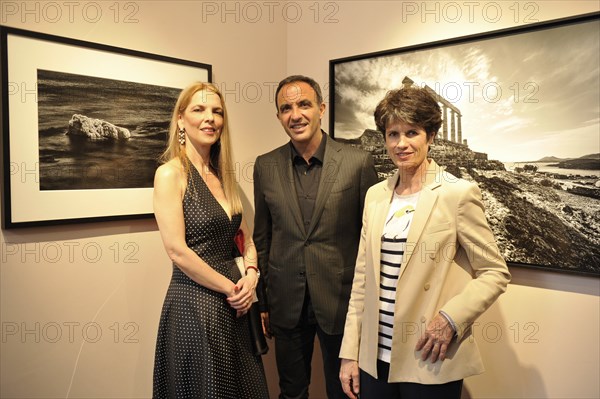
top-left (369, 175), bottom-right (396, 288)
top-left (399, 160), bottom-right (443, 279)
top-left (276, 144), bottom-right (306, 236)
top-left (306, 135), bottom-right (340, 237)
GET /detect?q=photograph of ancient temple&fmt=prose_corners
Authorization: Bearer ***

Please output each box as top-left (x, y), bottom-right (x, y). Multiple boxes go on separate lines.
top-left (37, 69), bottom-right (181, 190)
top-left (332, 19), bottom-right (599, 275)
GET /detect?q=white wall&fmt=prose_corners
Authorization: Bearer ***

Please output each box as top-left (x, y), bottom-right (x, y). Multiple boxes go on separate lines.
top-left (1, 1), bottom-right (599, 398)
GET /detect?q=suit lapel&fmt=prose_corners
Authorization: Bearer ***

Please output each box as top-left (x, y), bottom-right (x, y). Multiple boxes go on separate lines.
top-left (306, 135), bottom-right (340, 237)
top-left (276, 144), bottom-right (306, 236)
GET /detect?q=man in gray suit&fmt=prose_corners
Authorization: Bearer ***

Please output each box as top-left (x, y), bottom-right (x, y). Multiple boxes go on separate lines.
top-left (253, 75), bottom-right (378, 399)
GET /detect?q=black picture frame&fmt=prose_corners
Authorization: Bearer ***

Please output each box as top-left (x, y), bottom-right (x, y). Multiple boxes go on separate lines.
top-left (1, 26), bottom-right (211, 229)
top-left (329, 12), bottom-right (600, 276)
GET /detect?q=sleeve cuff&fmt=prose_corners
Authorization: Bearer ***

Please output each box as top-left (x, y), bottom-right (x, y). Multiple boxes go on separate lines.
top-left (439, 310), bottom-right (457, 334)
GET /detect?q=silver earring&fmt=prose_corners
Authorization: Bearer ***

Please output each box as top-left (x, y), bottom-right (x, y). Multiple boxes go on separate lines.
top-left (178, 127), bottom-right (186, 145)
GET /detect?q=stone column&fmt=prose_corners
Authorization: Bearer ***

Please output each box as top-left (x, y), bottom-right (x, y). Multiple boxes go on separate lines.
top-left (442, 105), bottom-right (448, 140)
top-left (450, 110), bottom-right (456, 143)
top-left (457, 113), bottom-right (462, 144)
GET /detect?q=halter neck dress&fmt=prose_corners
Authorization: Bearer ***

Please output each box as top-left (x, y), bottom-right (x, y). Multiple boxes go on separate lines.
top-left (153, 163), bottom-right (269, 398)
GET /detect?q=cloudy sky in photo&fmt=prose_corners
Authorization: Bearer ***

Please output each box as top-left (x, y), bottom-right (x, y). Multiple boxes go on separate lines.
top-left (333, 19), bottom-right (599, 163)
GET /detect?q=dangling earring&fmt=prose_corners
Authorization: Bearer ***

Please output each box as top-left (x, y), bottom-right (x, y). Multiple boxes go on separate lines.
top-left (178, 127), bottom-right (186, 145)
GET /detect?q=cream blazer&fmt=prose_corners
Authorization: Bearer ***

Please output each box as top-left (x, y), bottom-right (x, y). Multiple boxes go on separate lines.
top-left (339, 160), bottom-right (511, 384)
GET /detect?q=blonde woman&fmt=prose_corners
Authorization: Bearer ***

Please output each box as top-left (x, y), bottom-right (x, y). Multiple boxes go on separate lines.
top-left (152, 82), bottom-right (269, 398)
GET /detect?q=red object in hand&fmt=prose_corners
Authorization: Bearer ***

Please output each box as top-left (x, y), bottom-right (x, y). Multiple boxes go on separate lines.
top-left (234, 229), bottom-right (244, 254)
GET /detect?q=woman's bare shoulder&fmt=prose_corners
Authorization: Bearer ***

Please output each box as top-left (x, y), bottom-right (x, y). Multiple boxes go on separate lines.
top-left (155, 158), bottom-right (187, 192)
top-left (156, 158), bottom-right (184, 178)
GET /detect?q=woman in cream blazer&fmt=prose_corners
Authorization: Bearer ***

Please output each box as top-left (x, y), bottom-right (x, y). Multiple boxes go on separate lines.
top-left (339, 86), bottom-right (511, 398)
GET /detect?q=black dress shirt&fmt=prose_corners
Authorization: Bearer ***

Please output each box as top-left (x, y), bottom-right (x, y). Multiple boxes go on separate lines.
top-left (290, 132), bottom-right (327, 233)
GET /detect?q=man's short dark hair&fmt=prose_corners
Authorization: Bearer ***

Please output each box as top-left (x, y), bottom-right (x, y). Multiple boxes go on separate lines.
top-left (275, 75), bottom-right (324, 111)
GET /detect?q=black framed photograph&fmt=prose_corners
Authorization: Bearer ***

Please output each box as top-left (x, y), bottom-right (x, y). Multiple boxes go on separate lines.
top-left (1, 26), bottom-right (211, 228)
top-left (330, 12), bottom-right (600, 276)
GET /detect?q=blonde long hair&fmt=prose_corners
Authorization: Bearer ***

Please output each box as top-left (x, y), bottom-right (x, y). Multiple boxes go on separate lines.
top-left (161, 82), bottom-right (243, 215)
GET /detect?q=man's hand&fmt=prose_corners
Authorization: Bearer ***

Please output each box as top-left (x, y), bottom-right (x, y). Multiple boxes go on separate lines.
top-left (339, 358), bottom-right (360, 399)
top-left (260, 311), bottom-right (272, 339)
top-left (415, 313), bottom-right (455, 362)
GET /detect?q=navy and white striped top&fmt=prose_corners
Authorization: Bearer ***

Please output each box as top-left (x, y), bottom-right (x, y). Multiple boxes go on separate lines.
top-left (377, 191), bottom-right (420, 363)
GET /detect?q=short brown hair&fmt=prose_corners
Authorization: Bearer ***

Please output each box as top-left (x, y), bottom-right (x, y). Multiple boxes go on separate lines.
top-left (374, 86), bottom-right (442, 139)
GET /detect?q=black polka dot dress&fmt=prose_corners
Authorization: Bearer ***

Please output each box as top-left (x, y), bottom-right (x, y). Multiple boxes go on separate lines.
top-left (153, 165), bottom-right (269, 399)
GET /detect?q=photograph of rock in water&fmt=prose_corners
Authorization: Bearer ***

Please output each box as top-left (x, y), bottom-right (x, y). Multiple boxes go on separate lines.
top-left (331, 16), bottom-right (600, 275)
top-left (37, 69), bottom-right (181, 190)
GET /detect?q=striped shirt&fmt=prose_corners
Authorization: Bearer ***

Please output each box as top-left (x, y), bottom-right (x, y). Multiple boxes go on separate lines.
top-left (377, 191), bottom-right (420, 363)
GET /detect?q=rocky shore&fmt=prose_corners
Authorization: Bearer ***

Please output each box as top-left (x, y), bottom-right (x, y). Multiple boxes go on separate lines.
top-left (338, 130), bottom-right (600, 275)
top-left (463, 168), bottom-right (599, 274)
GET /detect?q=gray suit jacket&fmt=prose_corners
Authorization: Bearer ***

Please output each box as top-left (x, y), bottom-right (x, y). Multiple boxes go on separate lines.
top-left (253, 134), bottom-right (378, 334)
